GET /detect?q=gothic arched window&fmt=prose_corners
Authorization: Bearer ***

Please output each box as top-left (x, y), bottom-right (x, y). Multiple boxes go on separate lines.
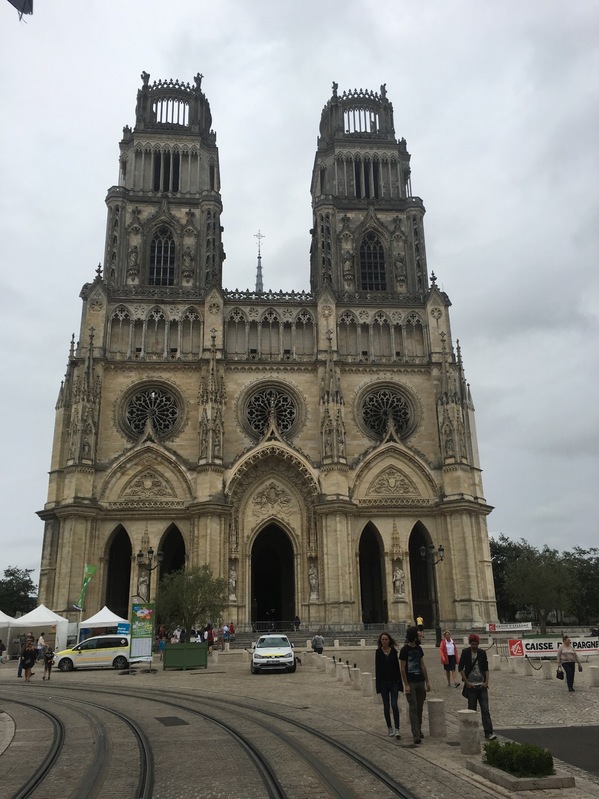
top-left (359, 231), bottom-right (386, 291)
top-left (149, 225), bottom-right (175, 286)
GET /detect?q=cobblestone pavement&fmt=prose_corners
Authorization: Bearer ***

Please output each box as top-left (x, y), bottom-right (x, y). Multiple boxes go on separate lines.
top-left (1, 645), bottom-right (598, 798)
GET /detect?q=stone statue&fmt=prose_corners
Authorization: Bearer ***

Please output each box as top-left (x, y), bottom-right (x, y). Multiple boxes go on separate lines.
top-left (138, 573), bottom-right (149, 602)
top-left (309, 563), bottom-right (318, 598)
top-left (393, 568), bottom-right (405, 596)
top-left (228, 565), bottom-right (237, 598)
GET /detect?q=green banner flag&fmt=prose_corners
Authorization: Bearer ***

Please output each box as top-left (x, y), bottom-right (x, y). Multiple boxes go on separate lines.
top-left (73, 564), bottom-right (96, 611)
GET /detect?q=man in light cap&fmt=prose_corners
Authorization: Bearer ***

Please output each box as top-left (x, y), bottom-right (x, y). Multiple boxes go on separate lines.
top-left (458, 633), bottom-right (497, 741)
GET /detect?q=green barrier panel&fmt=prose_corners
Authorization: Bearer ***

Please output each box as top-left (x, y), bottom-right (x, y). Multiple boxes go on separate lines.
top-left (163, 642), bottom-right (208, 670)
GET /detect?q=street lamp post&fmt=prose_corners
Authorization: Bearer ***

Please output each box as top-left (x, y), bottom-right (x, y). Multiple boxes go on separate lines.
top-left (136, 547), bottom-right (164, 603)
top-left (419, 543), bottom-right (445, 647)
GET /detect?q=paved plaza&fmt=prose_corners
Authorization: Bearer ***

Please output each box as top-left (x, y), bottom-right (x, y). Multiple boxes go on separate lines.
top-left (1, 642), bottom-right (598, 797)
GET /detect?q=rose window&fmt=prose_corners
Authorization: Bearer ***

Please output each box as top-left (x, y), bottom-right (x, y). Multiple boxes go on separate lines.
top-left (125, 387), bottom-right (179, 437)
top-left (361, 387), bottom-right (414, 439)
top-left (246, 387), bottom-right (297, 437)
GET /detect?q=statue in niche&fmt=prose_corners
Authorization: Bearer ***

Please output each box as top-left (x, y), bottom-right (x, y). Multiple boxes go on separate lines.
top-left (138, 573), bottom-right (149, 602)
top-left (128, 245), bottom-right (139, 266)
top-left (182, 246), bottom-right (194, 276)
top-left (228, 565), bottom-right (237, 599)
top-left (393, 567), bottom-right (405, 597)
top-left (309, 563), bottom-right (318, 598)
top-left (200, 426), bottom-right (208, 458)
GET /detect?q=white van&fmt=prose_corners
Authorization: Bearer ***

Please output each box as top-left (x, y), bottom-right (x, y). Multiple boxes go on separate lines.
top-left (55, 634), bottom-right (130, 671)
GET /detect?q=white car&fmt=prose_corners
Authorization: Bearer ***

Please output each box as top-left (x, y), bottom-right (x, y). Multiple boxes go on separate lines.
top-left (251, 634), bottom-right (296, 674)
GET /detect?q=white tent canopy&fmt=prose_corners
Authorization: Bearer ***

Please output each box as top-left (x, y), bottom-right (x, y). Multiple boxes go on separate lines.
top-left (8, 604), bottom-right (69, 652)
top-left (0, 609), bottom-right (15, 624)
top-left (80, 606), bottom-right (129, 627)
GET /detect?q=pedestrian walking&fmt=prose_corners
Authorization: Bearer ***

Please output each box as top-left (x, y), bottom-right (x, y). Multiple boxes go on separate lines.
top-left (43, 647), bottom-right (55, 680)
top-left (0, 638), bottom-right (6, 664)
top-left (293, 615), bottom-right (301, 631)
top-left (20, 640), bottom-right (36, 682)
top-left (399, 625), bottom-right (430, 744)
top-left (311, 630), bottom-right (325, 655)
top-left (439, 630), bottom-right (460, 687)
top-left (458, 633), bottom-right (497, 740)
top-left (36, 632), bottom-right (46, 662)
top-left (557, 635), bottom-right (582, 692)
top-left (17, 633), bottom-right (35, 678)
top-left (375, 632), bottom-right (403, 738)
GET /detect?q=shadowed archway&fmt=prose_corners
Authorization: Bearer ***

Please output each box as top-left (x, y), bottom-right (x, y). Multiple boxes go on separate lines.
top-left (409, 522), bottom-right (432, 626)
top-left (251, 524), bottom-right (294, 630)
top-left (105, 525), bottom-right (132, 619)
top-left (359, 523), bottom-right (386, 625)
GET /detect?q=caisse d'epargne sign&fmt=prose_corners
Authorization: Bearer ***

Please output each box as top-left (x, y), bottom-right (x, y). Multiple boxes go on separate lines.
top-left (508, 638), bottom-right (599, 657)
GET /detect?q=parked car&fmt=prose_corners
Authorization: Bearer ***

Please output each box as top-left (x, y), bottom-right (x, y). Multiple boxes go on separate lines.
top-left (251, 634), bottom-right (296, 674)
top-left (55, 635), bottom-right (130, 671)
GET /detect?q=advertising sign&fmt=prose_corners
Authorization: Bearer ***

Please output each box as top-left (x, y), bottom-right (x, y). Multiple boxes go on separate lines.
top-left (130, 603), bottom-right (154, 663)
top-left (487, 622), bottom-right (532, 633)
top-left (508, 637), bottom-right (599, 657)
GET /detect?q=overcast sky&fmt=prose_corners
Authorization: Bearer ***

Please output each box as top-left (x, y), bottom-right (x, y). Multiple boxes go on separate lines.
top-left (1, 0), bottom-right (598, 586)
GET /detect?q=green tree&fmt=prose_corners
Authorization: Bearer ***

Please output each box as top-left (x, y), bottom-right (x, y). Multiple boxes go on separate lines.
top-left (155, 565), bottom-right (228, 636)
top-left (0, 567), bottom-right (37, 616)
top-left (561, 547), bottom-right (599, 625)
top-left (490, 535), bottom-right (536, 622)
top-left (503, 545), bottom-right (568, 634)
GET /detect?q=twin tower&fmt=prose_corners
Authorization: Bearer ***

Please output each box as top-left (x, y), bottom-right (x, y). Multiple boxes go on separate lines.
top-left (38, 73), bottom-right (497, 631)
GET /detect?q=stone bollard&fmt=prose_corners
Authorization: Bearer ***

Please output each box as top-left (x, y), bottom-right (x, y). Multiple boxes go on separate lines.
top-left (212, 650), bottom-right (219, 665)
top-left (542, 661), bottom-right (553, 680)
top-left (491, 654), bottom-right (501, 671)
top-left (589, 665), bottom-right (599, 688)
top-left (306, 639), bottom-right (311, 650)
top-left (342, 664), bottom-right (352, 686)
top-left (427, 698), bottom-right (446, 738)
top-left (224, 642), bottom-right (230, 653)
top-left (326, 657), bottom-right (336, 676)
top-left (509, 658), bottom-right (518, 674)
top-left (336, 661), bottom-right (345, 681)
top-left (242, 649), bottom-right (248, 663)
top-left (361, 672), bottom-right (373, 697)
top-left (458, 709), bottom-right (481, 755)
top-left (334, 639), bottom-right (340, 649)
top-left (523, 658), bottom-right (533, 676)
top-left (350, 667), bottom-right (361, 690)
top-left (360, 639), bottom-right (366, 648)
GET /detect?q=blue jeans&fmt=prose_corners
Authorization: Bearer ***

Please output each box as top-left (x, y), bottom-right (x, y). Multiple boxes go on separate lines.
top-left (405, 681), bottom-right (426, 739)
top-left (465, 685), bottom-right (494, 736)
top-left (380, 680), bottom-right (400, 729)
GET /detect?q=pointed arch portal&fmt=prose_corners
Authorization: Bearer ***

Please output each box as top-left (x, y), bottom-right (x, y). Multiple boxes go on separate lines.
top-left (251, 524), bottom-right (295, 630)
top-left (105, 525), bottom-right (132, 619)
top-left (409, 522), bottom-right (432, 626)
top-left (359, 523), bottom-right (386, 625)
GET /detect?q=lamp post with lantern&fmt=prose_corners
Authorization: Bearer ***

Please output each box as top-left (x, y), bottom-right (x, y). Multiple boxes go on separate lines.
top-left (419, 543), bottom-right (444, 647)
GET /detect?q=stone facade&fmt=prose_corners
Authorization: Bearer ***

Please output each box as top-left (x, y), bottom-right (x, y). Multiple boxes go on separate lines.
top-left (38, 74), bottom-right (497, 629)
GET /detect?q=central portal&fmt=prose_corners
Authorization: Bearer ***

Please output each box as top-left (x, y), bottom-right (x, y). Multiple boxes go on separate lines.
top-left (251, 523), bottom-right (295, 630)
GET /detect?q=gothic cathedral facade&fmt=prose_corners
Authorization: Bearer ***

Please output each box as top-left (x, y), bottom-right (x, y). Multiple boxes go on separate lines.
top-left (38, 74), bottom-right (497, 629)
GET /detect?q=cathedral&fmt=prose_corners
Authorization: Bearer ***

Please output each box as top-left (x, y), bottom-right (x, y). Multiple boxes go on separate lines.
top-left (37, 73), bottom-right (497, 630)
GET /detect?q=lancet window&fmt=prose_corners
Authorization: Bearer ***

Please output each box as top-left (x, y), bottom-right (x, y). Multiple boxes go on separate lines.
top-left (359, 231), bottom-right (386, 291)
top-left (149, 226), bottom-right (175, 286)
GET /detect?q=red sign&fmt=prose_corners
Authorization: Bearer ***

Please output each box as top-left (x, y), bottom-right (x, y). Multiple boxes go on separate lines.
top-left (509, 639), bottom-right (524, 657)
top-left (488, 623), bottom-right (497, 632)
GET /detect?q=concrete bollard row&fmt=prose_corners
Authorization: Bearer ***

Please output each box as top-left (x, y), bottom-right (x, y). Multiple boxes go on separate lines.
top-left (427, 698), bottom-right (446, 738)
top-left (361, 672), bottom-right (373, 697)
top-left (590, 665), bottom-right (599, 688)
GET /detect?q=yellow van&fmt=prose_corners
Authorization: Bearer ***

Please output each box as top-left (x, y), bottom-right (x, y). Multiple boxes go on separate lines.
top-left (55, 634), bottom-right (130, 671)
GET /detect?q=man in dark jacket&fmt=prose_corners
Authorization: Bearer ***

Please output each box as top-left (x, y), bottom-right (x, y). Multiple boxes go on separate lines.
top-left (458, 633), bottom-right (497, 741)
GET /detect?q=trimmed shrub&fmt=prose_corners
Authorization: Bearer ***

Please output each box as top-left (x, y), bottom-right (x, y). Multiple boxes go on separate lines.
top-left (484, 740), bottom-right (554, 778)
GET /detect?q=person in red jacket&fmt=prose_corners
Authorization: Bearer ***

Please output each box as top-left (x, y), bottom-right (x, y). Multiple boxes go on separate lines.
top-left (439, 630), bottom-right (460, 687)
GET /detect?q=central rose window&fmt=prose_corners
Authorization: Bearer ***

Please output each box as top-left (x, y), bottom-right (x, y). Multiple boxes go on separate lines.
top-left (360, 386), bottom-right (417, 440)
top-left (123, 385), bottom-right (181, 439)
top-left (243, 384), bottom-right (302, 439)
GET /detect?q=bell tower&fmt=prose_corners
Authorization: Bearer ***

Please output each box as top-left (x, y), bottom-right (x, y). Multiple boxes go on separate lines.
top-left (105, 71), bottom-right (224, 291)
top-left (310, 83), bottom-right (426, 298)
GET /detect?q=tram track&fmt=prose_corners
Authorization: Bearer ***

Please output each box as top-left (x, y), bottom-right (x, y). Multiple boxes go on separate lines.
top-left (5, 681), bottom-right (421, 798)
top-left (1, 689), bottom-right (153, 799)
